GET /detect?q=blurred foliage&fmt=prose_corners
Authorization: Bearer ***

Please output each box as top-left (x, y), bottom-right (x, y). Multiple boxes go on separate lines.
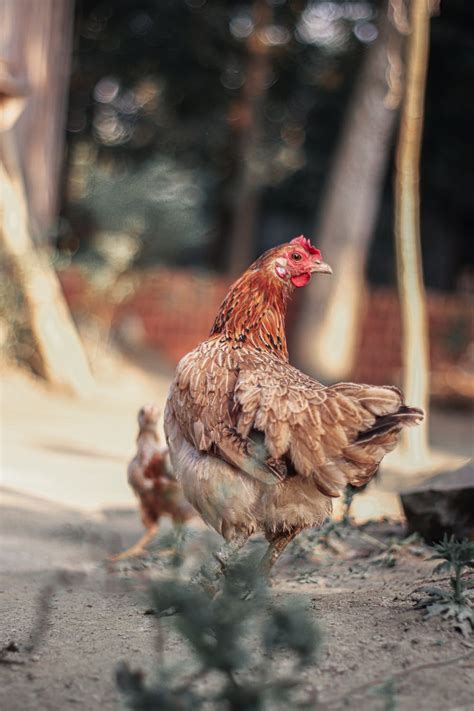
top-left (60, 0), bottom-right (474, 288)
top-left (415, 535), bottom-right (474, 637)
top-left (117, 553), bottom-right (322, 709)
top-left (62, 0), bottom-right (379, 267)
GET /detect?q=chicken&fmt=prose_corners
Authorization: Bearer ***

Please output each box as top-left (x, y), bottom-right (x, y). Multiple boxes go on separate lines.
top-left (164, 236), bottom-right (424, 583)
top-left (110, 403), bottom-right (194, 561)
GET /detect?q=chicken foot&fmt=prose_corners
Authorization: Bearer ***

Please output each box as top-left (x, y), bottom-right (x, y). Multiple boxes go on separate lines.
top-left (259, 528), bottom-right (301, 579)
top-left (109, 522), bottom-right (159, 562)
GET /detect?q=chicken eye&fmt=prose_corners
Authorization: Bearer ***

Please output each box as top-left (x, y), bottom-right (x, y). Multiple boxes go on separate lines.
top-left (291, 252), bottom-right (302, 261)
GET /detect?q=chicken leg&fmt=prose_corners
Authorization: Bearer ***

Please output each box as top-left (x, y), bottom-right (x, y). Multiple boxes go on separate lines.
top-left (109, 522), bottom-right (159, 562)
top-left (191, 533), bottom-right (249, 596)
top-left (259, 528), bottom-right (301, 579)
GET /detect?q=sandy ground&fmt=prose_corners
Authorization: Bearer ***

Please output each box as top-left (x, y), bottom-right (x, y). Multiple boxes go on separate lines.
top-left (1, 355), bottom-right (172, 510)
top-left (1, 358), bottom-right (473, 710)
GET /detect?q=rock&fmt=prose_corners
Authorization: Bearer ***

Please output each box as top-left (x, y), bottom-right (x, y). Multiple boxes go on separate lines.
top-left (400, 464), bottom-right (474, 543)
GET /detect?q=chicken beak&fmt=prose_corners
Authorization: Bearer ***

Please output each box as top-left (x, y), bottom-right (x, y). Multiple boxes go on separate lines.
top-left (311, 260), bottom-right (332, 275)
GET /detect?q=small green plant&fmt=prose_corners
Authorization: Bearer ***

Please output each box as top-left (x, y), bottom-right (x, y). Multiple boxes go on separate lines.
top-left (415, 535), bottom-right (474, 636)
top-left (117, 551), bottom-right (322, 710)
top-left (371, 678), bottom-right (397, 711)
top-left (369, 532), bottom-right (424, 569)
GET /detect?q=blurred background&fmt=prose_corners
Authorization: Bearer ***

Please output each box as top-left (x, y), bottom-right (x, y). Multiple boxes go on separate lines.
top-left (0, 0), bottom-right (473, 511)
top-left (1, 7), bottom-right (474, 706)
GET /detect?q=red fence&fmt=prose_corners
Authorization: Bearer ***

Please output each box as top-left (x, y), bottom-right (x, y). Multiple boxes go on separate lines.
top-left (59, 267), bottom-right (473, 390)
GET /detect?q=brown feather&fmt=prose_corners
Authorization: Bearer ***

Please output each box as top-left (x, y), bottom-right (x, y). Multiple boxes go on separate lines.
top-left (164, 242), bottom-right (424, 539)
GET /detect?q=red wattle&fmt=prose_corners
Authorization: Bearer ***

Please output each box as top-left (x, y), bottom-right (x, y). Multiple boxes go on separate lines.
top-left (291, 273), bottom-right (311, 288)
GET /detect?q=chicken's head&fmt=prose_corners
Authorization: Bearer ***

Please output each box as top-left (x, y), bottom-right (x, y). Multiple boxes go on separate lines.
top-left (138, 403), bottom-right (160, 429)
top-left (273, 235), bottom-right (332, 288)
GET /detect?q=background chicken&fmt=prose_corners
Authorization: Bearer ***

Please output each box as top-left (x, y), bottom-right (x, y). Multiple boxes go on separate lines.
top-left (164, 237), bottom-right (424, 583)
top-left (110, 403), bottom-right (194, 561)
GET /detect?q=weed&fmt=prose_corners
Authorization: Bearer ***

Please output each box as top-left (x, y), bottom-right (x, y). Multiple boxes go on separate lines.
top-left (117, 550), bottom-right (322, 709)
top-left (414, 535), bottom-right (474, 636)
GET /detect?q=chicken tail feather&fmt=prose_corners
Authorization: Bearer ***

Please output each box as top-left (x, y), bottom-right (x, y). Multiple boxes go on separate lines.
top-left (341, 404), bottom-right (424, 488)
top-left (355, 405), bottom-right (424, 443)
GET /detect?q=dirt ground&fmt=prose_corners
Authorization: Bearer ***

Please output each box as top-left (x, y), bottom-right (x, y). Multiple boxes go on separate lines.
top-left (1, 358), bottom-right (473, 710)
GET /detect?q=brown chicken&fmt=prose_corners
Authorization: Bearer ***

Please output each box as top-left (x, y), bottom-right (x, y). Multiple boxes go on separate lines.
top-left (110, 403), bottom-right (194, 561)
top-left (164, 237), bottom-right (423, 581)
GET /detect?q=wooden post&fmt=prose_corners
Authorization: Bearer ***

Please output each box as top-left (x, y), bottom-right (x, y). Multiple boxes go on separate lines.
top-left (394, 0), bottom-right (432, 463)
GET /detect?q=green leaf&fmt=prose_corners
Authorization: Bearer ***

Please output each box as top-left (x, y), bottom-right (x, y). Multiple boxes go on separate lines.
top-left (263, 601), bottom-right (321, 664)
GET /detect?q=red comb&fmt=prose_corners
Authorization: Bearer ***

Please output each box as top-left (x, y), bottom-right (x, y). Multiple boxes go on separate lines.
top-left (290, 235), bottom-right (321, 259)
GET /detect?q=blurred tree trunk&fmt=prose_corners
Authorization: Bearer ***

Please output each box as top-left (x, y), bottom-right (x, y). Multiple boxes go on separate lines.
top-left (395, 0), bottom-right (433, 464)
top-left (0, 0), bottom-right (94, 396)
top-left (0, 0), bottom-right (74, 239)
top-left (293, 1), bottom-right (402, 380)
top-left (226, 0), bottom-right (273, 276)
